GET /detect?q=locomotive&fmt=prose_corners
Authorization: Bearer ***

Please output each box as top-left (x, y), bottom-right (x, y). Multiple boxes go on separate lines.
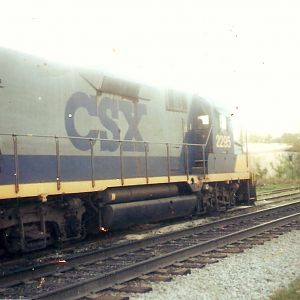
top-left (0, 47), bottom-right (256, 253)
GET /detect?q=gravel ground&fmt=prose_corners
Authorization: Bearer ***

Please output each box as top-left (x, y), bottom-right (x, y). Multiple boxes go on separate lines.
top-left (131, 229), bottom-right (300, 300)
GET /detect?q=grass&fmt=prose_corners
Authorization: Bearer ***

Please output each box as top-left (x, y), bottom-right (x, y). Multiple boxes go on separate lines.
top-left (269, 277), bottom-right (300, 300)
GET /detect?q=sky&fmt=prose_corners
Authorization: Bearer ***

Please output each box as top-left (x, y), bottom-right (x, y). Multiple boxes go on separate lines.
top-left (1, 0), bottom-right (299, 137)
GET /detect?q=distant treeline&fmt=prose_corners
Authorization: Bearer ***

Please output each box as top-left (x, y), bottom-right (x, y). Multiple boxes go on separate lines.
top-left (249, 132), bottom-right (300, 180)
top-left (246, 133), bottom-right (300, 152)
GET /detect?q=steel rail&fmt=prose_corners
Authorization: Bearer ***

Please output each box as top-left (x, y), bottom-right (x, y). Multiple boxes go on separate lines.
top-left (257, 186), bottom-right (300, 197)
top-left (257, 191), bottom-right (300, 202)
top-left (34, 212), bottom-right (300, 300)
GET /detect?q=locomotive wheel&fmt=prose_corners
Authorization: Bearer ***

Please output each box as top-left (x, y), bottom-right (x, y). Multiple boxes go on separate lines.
top-left (1, 227), bottom-right (22, 254)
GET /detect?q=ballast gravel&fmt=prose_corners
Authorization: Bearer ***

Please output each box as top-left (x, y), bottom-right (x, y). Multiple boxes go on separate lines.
top-left (131, 229), bottom-right (300, 300)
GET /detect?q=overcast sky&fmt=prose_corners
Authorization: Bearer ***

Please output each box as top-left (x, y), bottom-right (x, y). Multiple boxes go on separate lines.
top-left (1, 0), bottom-right (299, 137)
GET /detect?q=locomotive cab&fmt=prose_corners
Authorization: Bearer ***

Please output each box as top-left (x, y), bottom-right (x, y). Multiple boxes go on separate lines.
top-left (207, 107), bottom-right (236, 174)
top-left (189, 98), bottom-right (242, 177)
top-left (211, 107), bottom-right (235, 155)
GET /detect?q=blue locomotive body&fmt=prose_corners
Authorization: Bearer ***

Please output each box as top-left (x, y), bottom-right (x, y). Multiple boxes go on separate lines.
top-left (0, 48), bottom-right (255, 253)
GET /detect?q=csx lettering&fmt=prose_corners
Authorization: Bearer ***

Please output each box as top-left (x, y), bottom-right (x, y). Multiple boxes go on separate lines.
top-left (65, 92), bottom-right (147, 152)
top-left (216, 134), bottom-right (232, 148)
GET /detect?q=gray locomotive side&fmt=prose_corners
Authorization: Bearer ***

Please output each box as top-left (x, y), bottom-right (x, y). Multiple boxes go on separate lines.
top-left (0, 47), bottom-right (197, 195)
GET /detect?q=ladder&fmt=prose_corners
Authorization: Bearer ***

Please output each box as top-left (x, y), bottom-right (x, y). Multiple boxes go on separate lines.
top-left (191, 126), bottom-right (212, 176)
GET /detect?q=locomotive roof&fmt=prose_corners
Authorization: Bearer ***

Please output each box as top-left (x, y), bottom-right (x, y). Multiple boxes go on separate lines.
top-left (1, 46), bottom-right (231, 116)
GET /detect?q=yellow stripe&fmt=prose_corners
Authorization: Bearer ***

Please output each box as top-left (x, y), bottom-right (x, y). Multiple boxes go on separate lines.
top-left (0, 172), bottom-right (251, 200)
top-left (203, 172), bottom-right (250, 182)
top-left (0, 176), bottom-right (186, 199)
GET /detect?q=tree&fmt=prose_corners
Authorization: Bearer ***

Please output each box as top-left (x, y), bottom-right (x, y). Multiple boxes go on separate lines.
top-left (255, 161), bottom-right (268, 179)
top-left (270, 156), bottom-right (290, 179)
top-left (271, 153), bottom-right (300, 179)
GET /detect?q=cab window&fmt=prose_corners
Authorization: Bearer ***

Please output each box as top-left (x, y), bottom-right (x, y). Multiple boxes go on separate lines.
top-left (219, 114), bottom-right (227, 131)
top-left (198, 115), bottom-right (209, 125)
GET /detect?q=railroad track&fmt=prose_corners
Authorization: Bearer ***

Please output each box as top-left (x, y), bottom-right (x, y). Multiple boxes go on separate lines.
top-left (257, 186), bottom-right (300, 201)
top-left (257, 186), bottom-right (300, 197)
top-left (0, 201), bottom-right (299, 300)
top-left (256, 190), bottom-right (300, 204)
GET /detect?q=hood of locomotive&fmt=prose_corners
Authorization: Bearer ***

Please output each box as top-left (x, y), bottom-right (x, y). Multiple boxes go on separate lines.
top-left (0, 47), bottom-right (249, 200)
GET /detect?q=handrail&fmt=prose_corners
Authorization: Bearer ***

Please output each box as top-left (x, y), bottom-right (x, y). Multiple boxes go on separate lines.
top-left (12, 134), bottom-right (19, 193)
top-left (166, 143), bottom-right (170, 183)
top-left (0, 133), bottom-right (210, 193)
top-left (119, 140), bottom-right (124, 185)
top-left (184, 144), bottom-right (189, 181)
top-left (55, 137), bottom-right (61, 190)
top-left (203, 126), bottom-right (213, 176)
top-left (144, 142), bottom-right (149, 184)
top-left (205, 125), bottom-right (213, 147)
top-left (0, 133), bottom-right (207, 147)
top-left (90, 139), bottom-right (95, 188)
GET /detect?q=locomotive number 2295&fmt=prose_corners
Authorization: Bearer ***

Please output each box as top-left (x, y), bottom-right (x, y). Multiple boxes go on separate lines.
top-left (216, 135), bottom-right (232, 148)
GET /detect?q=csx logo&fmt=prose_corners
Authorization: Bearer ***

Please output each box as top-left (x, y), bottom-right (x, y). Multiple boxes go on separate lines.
top-left (65, 92), bottom-right (147, 152)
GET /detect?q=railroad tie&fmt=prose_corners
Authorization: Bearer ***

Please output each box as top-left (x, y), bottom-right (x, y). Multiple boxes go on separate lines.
top-left (201, 252), bottom-right (228, 258)
top-left (140, 274), bottom-right (173, 282)
top-left (86, 295), bottom-right (129, 300)
top-left (154, 268), bottom-right (191, 276)
top-left (215, 247), bottom-right (244, 254)
top-left (173, 262), bottom-right (205, 269)
top-left (186, 257), bottom-right (219, 264)
top-left (113, 286), bottom-right (153, 293)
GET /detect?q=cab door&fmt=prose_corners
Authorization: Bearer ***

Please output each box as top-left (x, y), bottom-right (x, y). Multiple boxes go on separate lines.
top-left (209, 110), bottom-right (235, 173)
top-left (190, 100), bottom-right (213, 174)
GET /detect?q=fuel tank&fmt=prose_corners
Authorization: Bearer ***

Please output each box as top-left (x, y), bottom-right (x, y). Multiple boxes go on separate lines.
top-left (101, 195), bottom-right (197, 230)
top-left (103, 184), bottom-right (179, 203)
